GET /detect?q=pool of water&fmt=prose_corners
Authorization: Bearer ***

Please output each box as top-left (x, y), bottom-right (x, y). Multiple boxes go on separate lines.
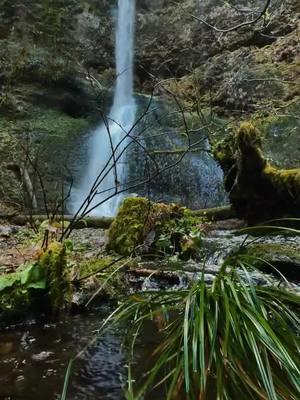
top-left (0, 306), bottom-right (129, 400)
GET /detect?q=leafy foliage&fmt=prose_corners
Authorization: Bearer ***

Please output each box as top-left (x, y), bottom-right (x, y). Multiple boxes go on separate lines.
top-left (0, 262), bottom-right (46, 293)
top-left (157, 212), bottom-right (203, 258)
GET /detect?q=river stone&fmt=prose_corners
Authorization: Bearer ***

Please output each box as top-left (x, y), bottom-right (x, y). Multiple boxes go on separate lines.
top-left (0, 225), bottom-right (16, 238)
top-left (31, 351), bottom-right (54, 362)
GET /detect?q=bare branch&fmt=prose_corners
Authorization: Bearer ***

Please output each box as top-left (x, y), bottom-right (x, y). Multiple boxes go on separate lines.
top-left (187, 0), bottom-right (272, 33)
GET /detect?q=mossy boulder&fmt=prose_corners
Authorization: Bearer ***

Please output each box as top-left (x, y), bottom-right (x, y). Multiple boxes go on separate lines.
top-left (106, 197), bottom-right (205, 259)
top-left (106, 197), bottom-right (184, 256)
top-left (235, 243), bottom-right (300, 281)
top-left (225, 122), bottom-right (300, 222)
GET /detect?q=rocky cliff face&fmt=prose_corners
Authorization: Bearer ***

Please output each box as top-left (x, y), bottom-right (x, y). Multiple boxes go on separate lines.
top-left (0, 0), bottom-right (299, 211)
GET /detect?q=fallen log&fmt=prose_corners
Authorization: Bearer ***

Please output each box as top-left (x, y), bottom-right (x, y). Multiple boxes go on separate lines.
top-left (3, 206), bottom-right (234, 229)
top-left (9, 215), bottom-right (114, 229)
top-left (190, 205), bottom-right (235, 221)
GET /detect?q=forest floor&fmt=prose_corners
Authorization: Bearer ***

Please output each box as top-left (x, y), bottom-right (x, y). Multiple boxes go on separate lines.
top-left (1, 219), bottom-right (300, 290)
top-left (0, 222), bottom-right (107, 275)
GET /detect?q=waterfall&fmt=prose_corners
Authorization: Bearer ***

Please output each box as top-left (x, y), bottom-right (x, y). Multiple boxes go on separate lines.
top-left (71, 0), bottom-right (136, 216)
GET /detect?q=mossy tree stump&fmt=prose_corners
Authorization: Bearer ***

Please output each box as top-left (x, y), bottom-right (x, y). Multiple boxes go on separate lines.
top-left (217, 122), bottom-right (300, 222)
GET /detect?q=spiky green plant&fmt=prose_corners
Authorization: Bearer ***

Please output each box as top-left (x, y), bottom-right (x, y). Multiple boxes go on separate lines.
top-left (61, 220), bottom-right (300, 400)
top-left (62, 276), bottom-right (300, 400)
top-left (107, 260), bottom-right (300, 400)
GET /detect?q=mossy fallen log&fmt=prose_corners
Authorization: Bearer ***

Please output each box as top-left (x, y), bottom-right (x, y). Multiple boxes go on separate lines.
top-left (10, 215), bottom-right (114, 229)
top-left (190, 206), bottom-right (234, 220)
top-left (6, 206), bottom-right (235, 233)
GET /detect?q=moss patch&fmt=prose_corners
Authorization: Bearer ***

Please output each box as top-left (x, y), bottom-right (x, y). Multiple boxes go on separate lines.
top-left (77, 256), bottom-right (115, 280)
top-left (76, 255), bottom-right (134, 302)
top-left (224, 122), bottom-right (300, 222)
top-left (38, 241), bottom-right (71, 312)
top-left (0, 106), bottom-right (92, 207)
top-left (106, 197), bottom-right (184, 256)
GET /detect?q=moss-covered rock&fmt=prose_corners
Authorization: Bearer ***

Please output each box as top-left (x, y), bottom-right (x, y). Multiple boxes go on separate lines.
top-left (106, 197), bottom-right (184, 256)
top-left (75, 255), bottom-right (134, 303)
top-left (106, 197), bottom-right (206, 259)
top-left (235, 243), bottom-right (300, 281)
top-left (0, 106), bottom-right (94, 209)
top-left (227, 122), bottom-right (300, 221)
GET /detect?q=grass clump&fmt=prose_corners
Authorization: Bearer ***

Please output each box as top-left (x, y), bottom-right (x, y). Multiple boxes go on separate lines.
top-left (107, 264), bottom-right (300, 399)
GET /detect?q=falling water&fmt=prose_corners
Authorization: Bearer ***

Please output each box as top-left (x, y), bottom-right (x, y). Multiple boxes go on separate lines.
top-left (71, 0), bottom-right (136, 216)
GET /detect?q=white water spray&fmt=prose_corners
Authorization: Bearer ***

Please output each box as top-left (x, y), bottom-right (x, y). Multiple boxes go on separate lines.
top-left (71, 0), bottom-right (136, 216)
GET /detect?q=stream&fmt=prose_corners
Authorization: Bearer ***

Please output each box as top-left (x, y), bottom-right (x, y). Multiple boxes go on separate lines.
top-left (1, 224), bottom-right (299, 400)
top-left (0, 305), bottom-right (128, 400)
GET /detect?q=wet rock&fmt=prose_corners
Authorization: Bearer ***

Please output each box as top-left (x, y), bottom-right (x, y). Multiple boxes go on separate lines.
top-left (236, 243), bottom-right (300, 281)
top-left (31, 351), bottom-right (54, 362)
top-left (0, 225), bottom-right (16, 238)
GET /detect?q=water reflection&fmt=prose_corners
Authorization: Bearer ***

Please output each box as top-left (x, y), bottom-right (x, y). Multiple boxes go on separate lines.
top-left (0, 307), bottom-right (125, 400)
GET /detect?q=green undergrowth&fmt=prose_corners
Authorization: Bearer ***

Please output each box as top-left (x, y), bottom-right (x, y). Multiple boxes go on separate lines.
top-left (0, 241), bottom-right (71, 320)
top-left (77, 256), bottom-right (116, 280)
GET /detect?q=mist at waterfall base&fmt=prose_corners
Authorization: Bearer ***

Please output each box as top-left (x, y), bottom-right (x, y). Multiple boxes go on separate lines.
top-left (70, 0), bottom-right (137, 217)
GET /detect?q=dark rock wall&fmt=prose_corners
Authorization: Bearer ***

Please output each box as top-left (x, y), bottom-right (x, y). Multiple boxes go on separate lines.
top-left (0, 0), bottom-right (299, 212)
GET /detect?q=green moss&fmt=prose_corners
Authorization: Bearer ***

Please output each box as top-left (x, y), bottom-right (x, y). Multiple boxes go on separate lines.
top-left (76, 255), bottom-right (135, 301)
top-left (106, 197), bottom-right (151, 255)
top-left (39, 241), bottom-right (71, 312)
top-left (228, 122), bottom-right (300, 221)
top-left (0, 107), bottom-right (90, 140)
top-left (0, 106), bottom-right (92, 205)
top-left (107, 197), bottom-right (184, 256)
top-left (264, 165), bottom-right (300, 197)
top-left (78, 256), bottom-right (115, 279)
